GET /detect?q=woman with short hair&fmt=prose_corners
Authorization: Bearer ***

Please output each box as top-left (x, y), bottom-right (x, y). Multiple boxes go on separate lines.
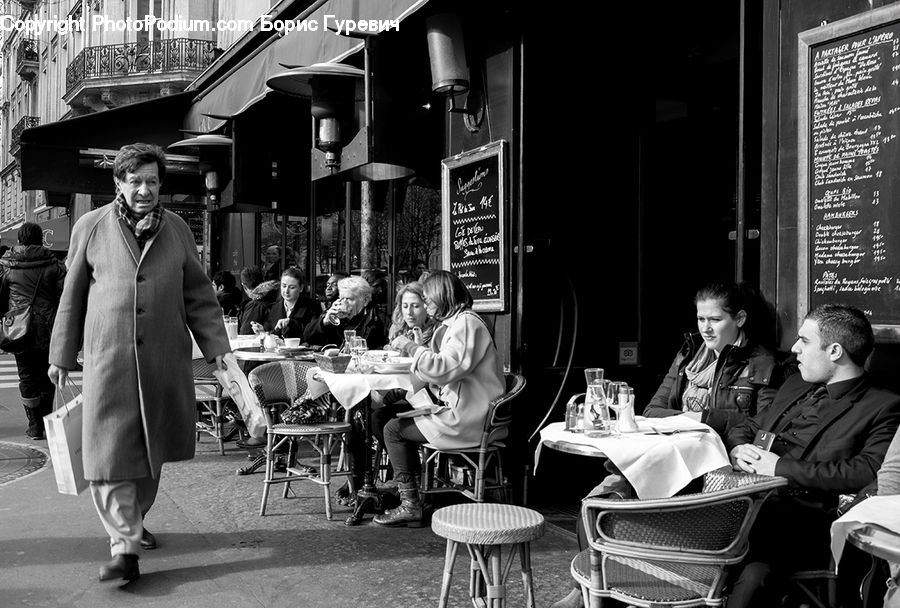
top-left (374, 270), bottom-right (504, 527)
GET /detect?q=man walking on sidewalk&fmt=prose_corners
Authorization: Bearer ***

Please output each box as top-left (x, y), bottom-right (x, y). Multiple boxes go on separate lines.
top-left (48, 143), bottom-right (231, 583)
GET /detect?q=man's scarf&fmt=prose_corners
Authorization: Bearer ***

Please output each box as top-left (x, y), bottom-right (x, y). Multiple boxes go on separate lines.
top-left (115, 193), bottom-right (163, 248)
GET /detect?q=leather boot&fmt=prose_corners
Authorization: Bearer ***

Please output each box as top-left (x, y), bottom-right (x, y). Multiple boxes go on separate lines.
top-left (373, 481), bottom-right (423, 527)
top-left (22, 397), bottom-right (43, 440)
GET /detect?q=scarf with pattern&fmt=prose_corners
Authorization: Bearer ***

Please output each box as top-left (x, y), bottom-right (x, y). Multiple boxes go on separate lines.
top-left (115, 193), bottom-right (163, 249)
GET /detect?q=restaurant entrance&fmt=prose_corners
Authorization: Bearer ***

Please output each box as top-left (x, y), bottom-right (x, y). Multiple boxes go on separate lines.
top-left (521, 0), bottom-right (761, 514)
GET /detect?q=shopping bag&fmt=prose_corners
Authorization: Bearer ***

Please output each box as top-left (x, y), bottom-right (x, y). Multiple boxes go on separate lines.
top-left (214, 353), bottom-right (266, 438)
top-left (43, 387), bottom-right (88, 495)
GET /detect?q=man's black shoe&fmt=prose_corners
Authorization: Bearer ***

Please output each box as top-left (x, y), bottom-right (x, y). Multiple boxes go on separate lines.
top-left (140, 529), bottom-right (157, 550)
top-left (98, 554), bottom-right (140, 582)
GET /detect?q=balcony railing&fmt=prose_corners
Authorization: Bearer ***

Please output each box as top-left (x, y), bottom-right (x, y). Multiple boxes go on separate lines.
top-left (16, 38), bottom-right (39, 81)
top-left (11, 116), bottom-right (39, 155)
top-left (66, 39), bottom-right (220, 95)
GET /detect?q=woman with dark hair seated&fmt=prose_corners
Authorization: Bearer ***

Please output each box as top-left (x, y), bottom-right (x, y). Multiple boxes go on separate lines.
top-left (250, 267), bottom-right (319, 340)
top-left (373, 270), bottom-right (504, 527)
top-left (643, 281), bottom-right (783, 436)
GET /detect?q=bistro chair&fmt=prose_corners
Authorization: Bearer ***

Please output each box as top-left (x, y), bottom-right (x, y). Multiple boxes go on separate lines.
top-left (420, 373), bottom-right (526, 504)
top-left (193, 357), bottom-right (227, 455)
top-left (248, 360), bottom-right (353, 520)
top-left (573, 468), bottom-right (787, 608)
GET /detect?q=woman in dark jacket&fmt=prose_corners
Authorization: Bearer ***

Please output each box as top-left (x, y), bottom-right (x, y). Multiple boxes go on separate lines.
top-left (250, 267), bottom-right (320, 339)
top-left (237, 265), bottom-right (279, 335)
top-left (0, 223), bottom-right (66, 439)
top-left (643, 282), bottom-right (782, 436)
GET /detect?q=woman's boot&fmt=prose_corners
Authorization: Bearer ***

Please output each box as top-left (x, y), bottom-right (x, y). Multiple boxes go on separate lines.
top-left (373, 480), bottom-right (423, 527)
top-left (22, 397), bottom-right (43, 440)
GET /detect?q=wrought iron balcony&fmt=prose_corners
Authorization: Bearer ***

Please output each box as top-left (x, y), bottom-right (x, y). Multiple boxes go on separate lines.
top-left (66, 39), bottom-right (219, 96)
top-left (16, 38), bottom-right (39, 81)
top-left (11, 116), bottom-right (39, 156)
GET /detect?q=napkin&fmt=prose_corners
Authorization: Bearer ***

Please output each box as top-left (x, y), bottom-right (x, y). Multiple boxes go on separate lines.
top-left (830, 495), bottom-right (900, 568)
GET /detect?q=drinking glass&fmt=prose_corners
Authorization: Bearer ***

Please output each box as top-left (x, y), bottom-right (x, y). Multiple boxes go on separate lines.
top-left (350, 337), bottom-right (368, 371)
top-left (606, 381), bottom-right (627, 435)
top-left (584, 368), bottom-right (604, 387)
top-left (342, 330), bottom-right (357, 355)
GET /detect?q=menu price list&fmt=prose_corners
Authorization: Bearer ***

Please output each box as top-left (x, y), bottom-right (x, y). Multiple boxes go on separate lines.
top-left (444, 144), bottom-right (505, 310)
top-left (810, 24), bottom-right (900, 323)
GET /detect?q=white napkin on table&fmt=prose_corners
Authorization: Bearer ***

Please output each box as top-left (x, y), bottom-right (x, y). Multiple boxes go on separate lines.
top-left (830, 495), bottom-right (900, 567)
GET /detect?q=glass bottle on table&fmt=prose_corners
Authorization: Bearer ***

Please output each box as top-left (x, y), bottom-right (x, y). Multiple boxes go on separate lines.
top-left (341, 330), bottom-right (357, 355)
top-left (582, 368), bottom-right (606, 433)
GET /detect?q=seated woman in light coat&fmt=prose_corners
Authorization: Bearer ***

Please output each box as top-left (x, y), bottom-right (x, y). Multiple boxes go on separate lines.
top-left (373, 270), bottom-right (504, 527)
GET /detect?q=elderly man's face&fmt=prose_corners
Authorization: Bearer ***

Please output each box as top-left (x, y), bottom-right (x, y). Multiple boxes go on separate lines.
top-left (338, 286), bottom-right (367, 318)
top-left (115, 162), bottom-right (160, 217)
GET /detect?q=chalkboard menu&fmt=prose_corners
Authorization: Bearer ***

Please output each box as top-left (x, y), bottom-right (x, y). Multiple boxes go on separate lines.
top-left (168, 206), bottom-right (206, 248)
top-left (441, 140), bottom-right (508, 312)
top-left (799, 7), bottom-right (900, 338)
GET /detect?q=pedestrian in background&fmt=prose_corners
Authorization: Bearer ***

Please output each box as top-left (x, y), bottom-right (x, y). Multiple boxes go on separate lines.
top-left (48, 143), bottom-right (231, 583)
top-left (0, 222), bottom-right (66, 440)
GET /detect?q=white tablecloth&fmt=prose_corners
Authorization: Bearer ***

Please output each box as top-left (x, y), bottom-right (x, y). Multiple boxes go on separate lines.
top-left (536, 418), bottom-right (730, 499)
top-left (831, 495), bottom-right (900, 566)
top-left (306, 367), bottom-right (428, 411)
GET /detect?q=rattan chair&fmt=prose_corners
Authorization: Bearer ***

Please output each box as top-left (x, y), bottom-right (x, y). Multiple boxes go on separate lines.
top-left (193, 358), bottom-right (226, 455)
top-left (574, 469), bottom-right (787, 608)
top-left (420, 373), bottom-right (526, 504)
top-left (248, 360), bottom-right (353, 520)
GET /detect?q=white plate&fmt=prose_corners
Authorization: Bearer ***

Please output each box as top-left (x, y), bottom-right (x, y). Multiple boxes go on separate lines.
top-left (371, 357), bottom-right (413, 374)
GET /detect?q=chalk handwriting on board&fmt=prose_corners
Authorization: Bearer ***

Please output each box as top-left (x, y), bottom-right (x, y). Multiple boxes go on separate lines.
top-left (803, 17), bottom-right (900, 326)
top-left (441, 141), bottom-right (508, 312)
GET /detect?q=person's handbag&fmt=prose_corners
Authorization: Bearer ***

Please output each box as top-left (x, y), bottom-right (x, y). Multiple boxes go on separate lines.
top-left (0, 266), bottom-right (45, 354)
top-left (43, 385), bottom-right (88, 495)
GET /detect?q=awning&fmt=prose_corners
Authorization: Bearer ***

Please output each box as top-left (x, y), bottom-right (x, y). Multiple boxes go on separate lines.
top-left (19, 91), bottom-right (204, 195)
top-left (39, 216), bottom-right (70, 251)
top-left (0, 221), bottom-right (25, 249)
top-left (0, 217), bottom-right (70, 251)
top-left (186, 0), bottom-right (429, 132)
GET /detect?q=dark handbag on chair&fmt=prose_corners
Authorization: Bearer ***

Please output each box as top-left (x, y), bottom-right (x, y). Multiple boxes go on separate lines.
top-left (0, 266), bottom-right (45, 354)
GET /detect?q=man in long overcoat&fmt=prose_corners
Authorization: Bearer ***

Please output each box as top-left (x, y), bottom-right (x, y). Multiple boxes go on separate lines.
top-left (48, 143), bottom-right (231, 582)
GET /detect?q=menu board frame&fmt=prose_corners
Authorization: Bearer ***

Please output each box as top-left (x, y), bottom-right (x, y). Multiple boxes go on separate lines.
top-left (441, 140), bottom-right (508, 313)
top-left (798, 5), bottom-right (900, 342)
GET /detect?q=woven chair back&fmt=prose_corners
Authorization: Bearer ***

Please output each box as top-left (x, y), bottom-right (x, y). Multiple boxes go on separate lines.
top-left (192, 358), bottom-right (218, 381)
top-left (248, 360), bottom-right (314, 405)
top-left (481, 373), bottom-right (526, 448)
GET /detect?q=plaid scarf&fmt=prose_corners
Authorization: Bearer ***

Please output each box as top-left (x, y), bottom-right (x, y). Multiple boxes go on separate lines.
top-left (115, 193), bottom-right (163, 249)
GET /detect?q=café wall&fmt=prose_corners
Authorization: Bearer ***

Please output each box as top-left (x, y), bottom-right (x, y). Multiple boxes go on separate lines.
top-left (766, 0), bottom-right (900, 387)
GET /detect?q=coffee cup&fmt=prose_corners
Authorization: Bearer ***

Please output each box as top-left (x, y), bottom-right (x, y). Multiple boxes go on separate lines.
top-left (284, 338), bottom-right (302, 348)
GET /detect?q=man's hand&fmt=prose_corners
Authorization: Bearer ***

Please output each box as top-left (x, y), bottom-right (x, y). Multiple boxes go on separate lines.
top-left (730, 443), bottom-right (780, 476)
top-left (48, 364), bottom-right (70, 388)
top-left (274, 318), bottom-right (290, 332)
top-left (214, 354), bottom-right (227, 372)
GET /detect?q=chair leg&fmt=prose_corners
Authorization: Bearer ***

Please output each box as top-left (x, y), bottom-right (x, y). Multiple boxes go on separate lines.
top-left (259, 432), bottom-right (276, 516)
top-left (519, 542), bottom-right (535, 608)
top-left (438, 540), bottom-right (459, 608)
top-left (322, 436), bottom-right (333, 521)
top-left (589, 549), bottom-right (602, 608)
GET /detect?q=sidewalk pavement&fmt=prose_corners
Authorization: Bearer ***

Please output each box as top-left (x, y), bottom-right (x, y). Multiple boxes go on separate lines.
top-left (0, 400), bottom-right (579, 608)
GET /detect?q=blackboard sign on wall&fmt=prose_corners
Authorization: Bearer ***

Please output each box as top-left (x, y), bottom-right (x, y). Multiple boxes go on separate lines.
top-left (441, 140), bottom-right (508, 312)
top-left (799, 6), bottom-right (900, 340)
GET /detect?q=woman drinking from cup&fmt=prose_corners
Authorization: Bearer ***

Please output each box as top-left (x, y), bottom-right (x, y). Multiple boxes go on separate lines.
top-left (643, 281), bottom-right (783, 435)
top-left (250, 267), bottom-right (319, 340)
top-left (373, 270), bottom-right (504, 527)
